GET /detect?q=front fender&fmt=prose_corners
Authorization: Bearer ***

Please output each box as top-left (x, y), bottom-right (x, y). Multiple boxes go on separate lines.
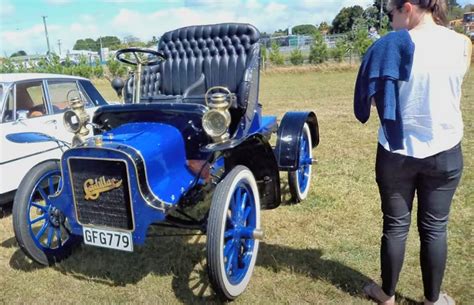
top-left (275, 111), bottom-right (319, 171)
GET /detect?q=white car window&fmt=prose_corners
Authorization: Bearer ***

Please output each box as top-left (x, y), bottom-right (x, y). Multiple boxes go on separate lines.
top-left (48, 81), bottom-right (93, 114)
top-left (16, 81), bottom-right (47, 118)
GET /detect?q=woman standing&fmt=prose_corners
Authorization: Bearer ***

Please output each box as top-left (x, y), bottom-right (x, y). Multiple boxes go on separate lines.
top-left (355, 1), bottom-right (472, 304)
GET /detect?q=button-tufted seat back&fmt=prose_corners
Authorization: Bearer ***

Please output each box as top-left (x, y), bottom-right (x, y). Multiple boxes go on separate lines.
top-left (159, 23), bottom-right (259, 96)
top-left (125, 23), bottom-right (261, 110)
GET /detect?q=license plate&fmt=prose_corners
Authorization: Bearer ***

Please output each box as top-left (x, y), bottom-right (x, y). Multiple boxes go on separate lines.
top-left (83, 227), bottom-right (133, 252)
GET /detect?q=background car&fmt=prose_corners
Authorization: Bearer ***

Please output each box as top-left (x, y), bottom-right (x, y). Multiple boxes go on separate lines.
top-left (0, 73), bottom-right (107, 209)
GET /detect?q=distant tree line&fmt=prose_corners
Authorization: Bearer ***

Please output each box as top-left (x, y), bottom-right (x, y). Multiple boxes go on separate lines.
top-left (73, 35), bottom-right (159, 52)
top-left (265, 0), bottom-right (472, 66)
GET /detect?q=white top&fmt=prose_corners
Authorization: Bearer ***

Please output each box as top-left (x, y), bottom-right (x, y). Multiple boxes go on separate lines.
top-left (378, 25), bottom-right (470, 158)
top-left (0, 73), bottom-right (88, 83)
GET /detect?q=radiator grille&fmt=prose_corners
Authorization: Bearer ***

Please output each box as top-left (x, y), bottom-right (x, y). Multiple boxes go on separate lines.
top-left (68, 158), bottom-right (133, 230)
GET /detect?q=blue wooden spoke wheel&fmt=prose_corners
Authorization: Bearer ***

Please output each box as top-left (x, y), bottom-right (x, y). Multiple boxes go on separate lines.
top-left (13, 161), bottom-right (79, 266)
top-left (288, 123), bottom-right (313, 203)
top-left (207, 165), bottom-right (261, 300)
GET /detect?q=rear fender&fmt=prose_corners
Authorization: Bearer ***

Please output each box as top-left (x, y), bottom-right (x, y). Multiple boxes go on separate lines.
top-left (275, 111), bottom-right (319, 171)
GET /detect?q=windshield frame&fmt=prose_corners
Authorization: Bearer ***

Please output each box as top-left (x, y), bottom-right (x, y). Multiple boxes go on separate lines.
top-left (0, 82), bottom-right (13, 123)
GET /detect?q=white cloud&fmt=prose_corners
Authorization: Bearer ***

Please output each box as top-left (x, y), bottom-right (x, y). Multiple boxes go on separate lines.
top-left (102, 0), bottom-right (142, 3)
top-left (265, 2), bottom-right (287, 14)
top-left (184, 0), bottom-right (230, 6)
top-left (1, 24), bottom-right (48, 55)
top-left (44, 0), bottom-right (73, 4)
top-left (0, 0), bottom-right (380, 56)
top-left (106, 2), bottom-right (316, 46)
top-left (78, 14), bottom-right (95, 23)
top-left (111, 7), bottom-right (236, 39)
top-left (342, 0), bottom-right (373, 8)
top-left (0, 1), bottom-right (15, 17)
top-left (245, 0), bottom-right (262, 10)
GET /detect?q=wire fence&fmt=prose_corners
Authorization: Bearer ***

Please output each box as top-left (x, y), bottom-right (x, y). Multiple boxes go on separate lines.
top-left (260, 33), bottom-right (364, 67)
top-left (261, 34), bottom-right (348, 50)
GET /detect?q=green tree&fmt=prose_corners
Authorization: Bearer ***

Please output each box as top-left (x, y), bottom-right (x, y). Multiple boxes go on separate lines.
top-left (354, 27), bottom-right (374, 57)
top-left (367, 0), bottom-right (392, 31)
top-left (309, 31), bottom-right (328, 64)
top-left (269, 41), bottom-right (284, 65)
top-left (331, 5), bottom-right (364, 33)
top-left (73, 39), bottom-right (86, 50)
top-left (147, 36), bottom-right (159, 47)
top-left (106, 59), bottom-right (127, 78)
top-left (372, 0), bottom-right (388, 15)
top-left (0, 58), bottom-right (16, 73)
top-left (292, 24), bottom-right (317, 35)
top-left (100, 36), bottom-right (121, 50)
top-left (448, 0), bottom-right (460, 7)
top-left (73, 38), bottom-right (98, 51)
top-left (318, 21), bottom-right (331, 33)
top-left (448, 6), bottom-right (465, 21)
top-left (364, 6), bottom-right (381, 28)
top-left (289, 48), bottom-right (304, 65)
top-left (272, 28), bottom-right (288, 37)
top-left (10, 50), bottom-right (27, 57)
top-left (331, 38), bottom-right (349, 62)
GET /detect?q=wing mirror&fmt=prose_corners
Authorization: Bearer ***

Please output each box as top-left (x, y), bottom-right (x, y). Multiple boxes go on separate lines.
top-left (16, 110), bottom-right (29, 120)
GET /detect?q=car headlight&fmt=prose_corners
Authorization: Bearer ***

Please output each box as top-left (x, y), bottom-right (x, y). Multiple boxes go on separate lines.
top-left (63, 110), bottom-right (82, 133)
top-left (202, 109), bottom-right (231, 139)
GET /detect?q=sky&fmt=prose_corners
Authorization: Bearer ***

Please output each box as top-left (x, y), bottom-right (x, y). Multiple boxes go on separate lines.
top-left (0, 0), bottom-right (472, 56)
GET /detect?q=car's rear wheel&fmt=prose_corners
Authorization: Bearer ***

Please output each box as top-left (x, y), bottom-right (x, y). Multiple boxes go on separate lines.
top-left (207, 165), bottom-right (261, 301)
top-left (288, 123), bottom-right (313, 202)
top-left (13, 161), bottom-right (79, 266)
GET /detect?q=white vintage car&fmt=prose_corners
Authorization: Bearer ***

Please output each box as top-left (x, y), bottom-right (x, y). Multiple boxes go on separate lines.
top-left (0, 73), bottom-right (107, 208)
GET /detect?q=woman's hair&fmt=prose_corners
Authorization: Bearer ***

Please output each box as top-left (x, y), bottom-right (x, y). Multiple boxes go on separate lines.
top-left (387, 0), bottom-right (448, 26)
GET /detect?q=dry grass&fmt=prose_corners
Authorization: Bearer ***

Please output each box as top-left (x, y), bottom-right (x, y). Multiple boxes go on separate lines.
top-left (0, 68), bottom-right (472, 305)
top-left (262, 62), bottom-right (360, 74)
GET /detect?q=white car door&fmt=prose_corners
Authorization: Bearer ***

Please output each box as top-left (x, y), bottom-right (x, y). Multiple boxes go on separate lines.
top-left (0, 80), bottom-right (63, 195)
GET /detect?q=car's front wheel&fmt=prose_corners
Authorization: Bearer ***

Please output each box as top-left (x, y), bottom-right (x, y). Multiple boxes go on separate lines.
top-left (207, 165), bottom-right (261, 301)
top-left (13, 160), bottom-right (79, 265)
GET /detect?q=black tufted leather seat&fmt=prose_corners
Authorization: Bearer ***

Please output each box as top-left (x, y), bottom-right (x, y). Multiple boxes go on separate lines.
top-left (125, 23), bottom-right (261, 111)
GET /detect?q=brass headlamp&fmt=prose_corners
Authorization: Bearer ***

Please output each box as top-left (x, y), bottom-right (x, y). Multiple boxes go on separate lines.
top-left (63, 90), bottom-right (90, 147)
top-left (202, 86), bottom-right (235, 143)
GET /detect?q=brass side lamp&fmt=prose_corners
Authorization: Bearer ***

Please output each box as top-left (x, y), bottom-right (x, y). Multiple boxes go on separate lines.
top-left (202, 86), bottom-right (235, 144)
top-left (63, 90), bottom-right (90, 147)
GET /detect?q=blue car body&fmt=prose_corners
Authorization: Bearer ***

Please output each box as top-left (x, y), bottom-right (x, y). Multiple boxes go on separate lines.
top-left (46, 104), bottom-right (280, 245)
top-left (9, 23), bottom-right (320, 301)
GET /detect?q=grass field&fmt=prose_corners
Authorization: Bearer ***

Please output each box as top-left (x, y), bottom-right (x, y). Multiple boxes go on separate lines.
top-left (0, 67), bottom-right (472, 304)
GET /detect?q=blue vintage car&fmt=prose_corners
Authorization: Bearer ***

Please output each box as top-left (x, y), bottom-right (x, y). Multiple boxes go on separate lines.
top-left (10, 23), bottom-right (319, 300)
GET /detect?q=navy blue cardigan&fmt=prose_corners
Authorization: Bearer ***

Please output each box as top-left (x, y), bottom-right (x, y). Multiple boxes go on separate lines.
top-left (354, 29), bottom-right (415, 151)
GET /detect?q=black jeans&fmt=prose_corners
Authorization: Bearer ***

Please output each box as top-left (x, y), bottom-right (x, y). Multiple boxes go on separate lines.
top-left (375, 143), bottom-right (463, 302)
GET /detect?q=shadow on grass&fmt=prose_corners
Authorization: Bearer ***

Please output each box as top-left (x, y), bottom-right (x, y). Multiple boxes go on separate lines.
top-left (258, 243), bottom-right (419, 305)
top-left (0, 202), bottom-right (12, 218)
top-left (2, 231), bottom-right (419, 304)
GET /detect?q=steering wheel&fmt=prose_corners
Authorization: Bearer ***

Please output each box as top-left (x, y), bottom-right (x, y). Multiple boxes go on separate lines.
top-left (115, 48), bottom-right (165, 66)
